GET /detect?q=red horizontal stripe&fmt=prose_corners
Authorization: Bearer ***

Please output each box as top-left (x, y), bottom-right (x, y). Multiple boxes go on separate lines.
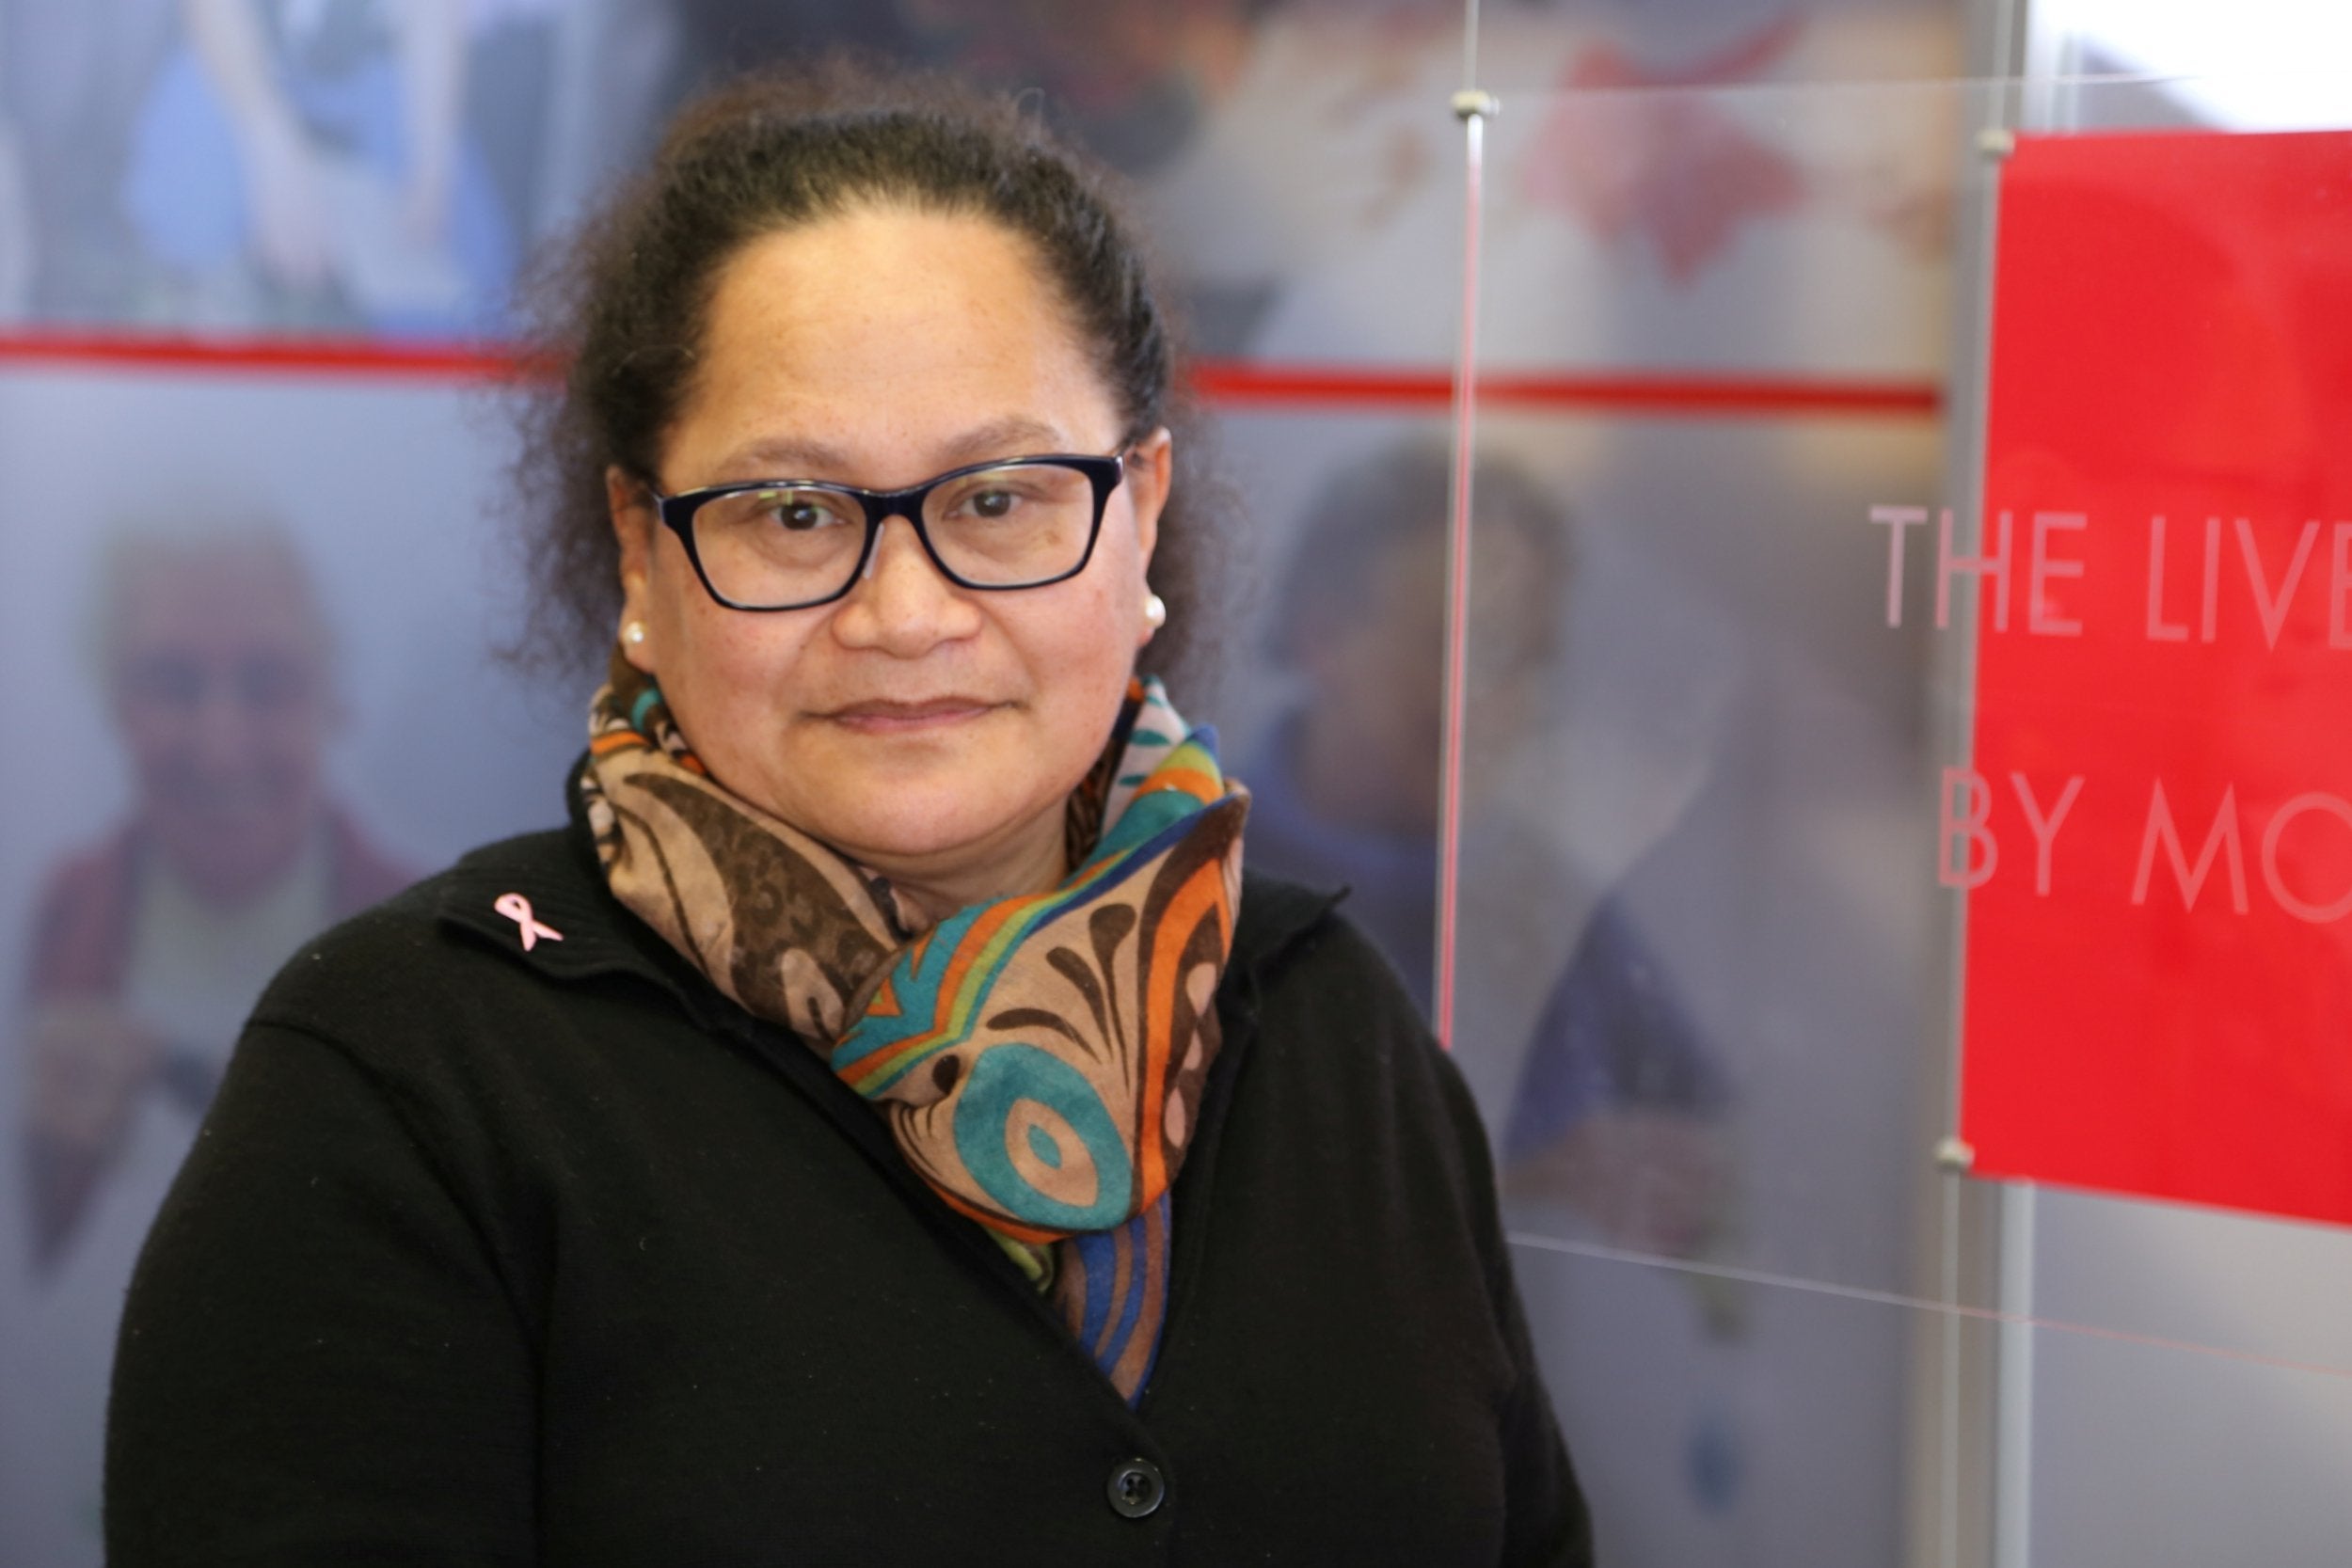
top-left (1191, 361), bottom-right (1942, 417)
top-left (0, 329), bottom-right (1941, 418)
top-left (0, 328), bottom-right (551, 381)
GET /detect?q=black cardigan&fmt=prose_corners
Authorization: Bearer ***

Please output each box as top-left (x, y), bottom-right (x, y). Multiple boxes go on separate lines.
top-left (106, 800), bottom-right (1593, 1565)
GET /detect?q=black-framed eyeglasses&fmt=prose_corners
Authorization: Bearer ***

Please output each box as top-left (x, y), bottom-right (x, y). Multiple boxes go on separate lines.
top-left (648, 451), bottom-right (1127, 612)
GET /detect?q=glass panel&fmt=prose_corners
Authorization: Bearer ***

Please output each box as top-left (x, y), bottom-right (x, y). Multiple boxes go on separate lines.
top-left (1458, 66), bottom-right (2352, 1567)
top-left (1509, 1241), bottom-right (1963, 1568)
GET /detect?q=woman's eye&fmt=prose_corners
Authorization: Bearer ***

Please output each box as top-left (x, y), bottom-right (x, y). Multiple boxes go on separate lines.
top-left (752, 491), bottom-right (849, 531)
top-left (942, 484), bottom-right (1033, 524)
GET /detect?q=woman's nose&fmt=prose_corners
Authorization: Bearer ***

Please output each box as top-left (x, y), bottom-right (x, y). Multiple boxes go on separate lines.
top-left (831, 514), bottom-right (982, 654)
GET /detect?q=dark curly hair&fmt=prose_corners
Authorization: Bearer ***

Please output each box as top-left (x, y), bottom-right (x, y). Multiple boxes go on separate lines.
top-left (508, 59), bottom-right (1229, 697)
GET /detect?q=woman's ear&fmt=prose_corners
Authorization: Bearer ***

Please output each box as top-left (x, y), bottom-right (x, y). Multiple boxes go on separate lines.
top-left (1125, 428), bottom-right (1174, 576)
top-left (607, 466), bottom-right (660, 673)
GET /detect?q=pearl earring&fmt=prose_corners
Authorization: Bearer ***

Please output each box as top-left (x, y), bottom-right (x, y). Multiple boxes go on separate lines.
top-left (624, 620), bottom-right (648, 646)
top-left (1143, 594), bottom-right (1168, 630)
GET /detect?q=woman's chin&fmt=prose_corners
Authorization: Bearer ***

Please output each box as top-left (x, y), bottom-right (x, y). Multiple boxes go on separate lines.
top-left (757, 725), bottom-right (1057, 852)
top-left (830, 801), bottom-right (1043, 871)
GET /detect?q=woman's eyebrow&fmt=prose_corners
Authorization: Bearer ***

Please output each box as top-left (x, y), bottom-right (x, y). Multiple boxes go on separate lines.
top-left (717, 436), bottom-right (854, 476)
top-left (717, 418), bottom-right (1073, 481)
top-left (930, 416), bottom-right (1071, 466)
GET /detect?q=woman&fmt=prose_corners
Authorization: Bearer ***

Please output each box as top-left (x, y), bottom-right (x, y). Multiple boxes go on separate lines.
top-left (106, 65), bottom-right (1590, 1564)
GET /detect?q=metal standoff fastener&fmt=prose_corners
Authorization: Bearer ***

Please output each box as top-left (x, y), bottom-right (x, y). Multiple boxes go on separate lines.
top-left (1976, 127), bottom-right (2016, 159)
top-left (1934, 1134), bottom-right (1978, 1173)
top-left (1452, 88), bottom-right (1502, 122)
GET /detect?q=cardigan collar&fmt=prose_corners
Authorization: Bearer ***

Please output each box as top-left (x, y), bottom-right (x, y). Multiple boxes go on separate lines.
top-left (431, 759), bottom-right (1346, 1020)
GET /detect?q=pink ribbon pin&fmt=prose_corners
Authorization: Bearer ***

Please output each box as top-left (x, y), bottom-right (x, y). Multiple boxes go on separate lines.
top-left (494, 893), bottom-right (564, 952)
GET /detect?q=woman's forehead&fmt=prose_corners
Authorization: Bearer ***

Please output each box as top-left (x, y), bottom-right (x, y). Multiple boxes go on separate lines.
top-left (705, 211), bottom-right (1085, 363)
top-left (675, 210), bottom-right (1116, 480)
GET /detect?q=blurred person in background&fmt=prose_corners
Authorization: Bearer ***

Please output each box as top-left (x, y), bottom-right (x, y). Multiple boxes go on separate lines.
top-left (889, 0), bottom-right (1257, 178)
top-left (1247, 437), bottom-right (1732, 1261)
top-left (663, 0), bottom-right (917, 81)
top-left (651, 0), bottom-right (1256, 182)
top-left (606, 0), bottom-right (1273, 348)
top-left (120, 0), bottom-right (517, 334)
top-left (2, 519), bottom-right (411, 1567)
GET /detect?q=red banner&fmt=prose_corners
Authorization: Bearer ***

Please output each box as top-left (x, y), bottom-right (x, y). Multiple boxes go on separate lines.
top-left (1958, 128), bottom-right (2352, 1225)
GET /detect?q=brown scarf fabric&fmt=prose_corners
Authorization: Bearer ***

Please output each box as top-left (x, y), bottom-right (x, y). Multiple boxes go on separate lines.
top-left (580, 653), bottom-right (1247, 1400)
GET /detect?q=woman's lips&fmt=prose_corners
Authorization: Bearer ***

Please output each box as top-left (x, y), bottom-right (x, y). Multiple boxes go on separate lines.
top-left (824, 697), bottom-right (998, 734)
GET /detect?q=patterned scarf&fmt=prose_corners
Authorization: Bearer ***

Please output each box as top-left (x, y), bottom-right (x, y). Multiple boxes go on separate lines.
top-left (580, 652), bottom-right (1247, 1402)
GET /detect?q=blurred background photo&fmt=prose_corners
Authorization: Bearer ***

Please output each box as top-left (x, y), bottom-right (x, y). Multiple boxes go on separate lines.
top-left (6, 3), bottom-right (2352, 1566)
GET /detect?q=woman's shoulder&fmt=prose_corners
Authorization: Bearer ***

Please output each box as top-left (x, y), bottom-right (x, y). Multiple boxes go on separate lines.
top-left (1233, 868), bottom-right (1423, 1027)
top-left (245, 824), bottom-right (673, 1052)
top-left (1230, 867), bottom-right (1470, 1108)
top-left (1231, 865), bottom-right (1348, 969)
top-left (1217, 870), bottom-right (1505, 1254)
top-left (262, 824), bottom-right (568, 957)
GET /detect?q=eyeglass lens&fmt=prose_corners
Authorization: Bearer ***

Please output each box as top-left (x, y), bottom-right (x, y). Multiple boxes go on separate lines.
top-left (691, 461), bottom-right (1101, 607)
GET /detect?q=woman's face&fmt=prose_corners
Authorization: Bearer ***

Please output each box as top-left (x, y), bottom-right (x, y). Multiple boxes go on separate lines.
top-left (612, 206), bottom-right (1170, 910)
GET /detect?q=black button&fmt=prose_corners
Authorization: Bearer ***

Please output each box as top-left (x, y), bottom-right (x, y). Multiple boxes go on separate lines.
top-left (1107, 1458), bottom-right (1166, 1519)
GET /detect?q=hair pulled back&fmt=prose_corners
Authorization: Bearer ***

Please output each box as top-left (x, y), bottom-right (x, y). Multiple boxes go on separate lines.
top-left (512, 59), bottom-right (1223, 694)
